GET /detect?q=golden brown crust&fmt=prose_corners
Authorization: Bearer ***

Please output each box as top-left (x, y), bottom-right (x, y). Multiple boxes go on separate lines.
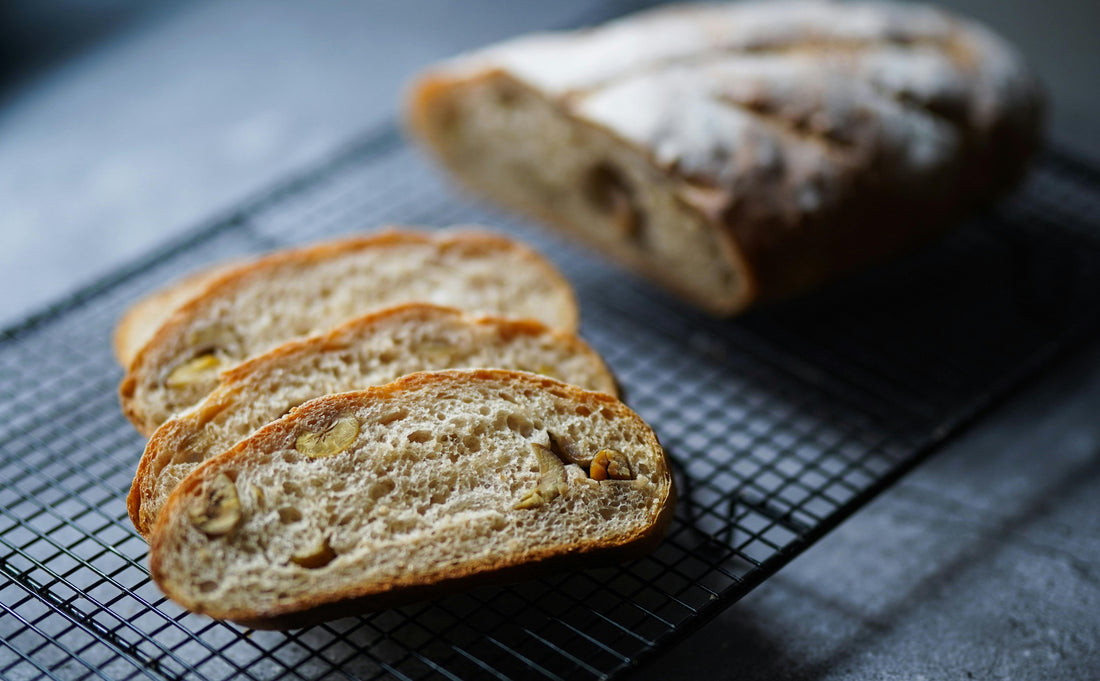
top-left (149, 370), bottom-right (673, 628)
top-left (119, 227), bottom-right (581, 436)
top-left (127, 303), bottom-right (617, 537)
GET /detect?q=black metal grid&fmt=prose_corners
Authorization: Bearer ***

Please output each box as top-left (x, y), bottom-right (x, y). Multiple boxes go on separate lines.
top-left (3, 111), bottom-right (1100, 679)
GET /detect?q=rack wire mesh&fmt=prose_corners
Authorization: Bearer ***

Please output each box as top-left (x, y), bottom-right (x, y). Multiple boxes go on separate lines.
top-left (3, 115), bottom-right (1100, 679)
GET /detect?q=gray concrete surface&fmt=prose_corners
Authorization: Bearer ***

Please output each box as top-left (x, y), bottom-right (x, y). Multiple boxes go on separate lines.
top-left (1, 1), bottom-right (1098, 679)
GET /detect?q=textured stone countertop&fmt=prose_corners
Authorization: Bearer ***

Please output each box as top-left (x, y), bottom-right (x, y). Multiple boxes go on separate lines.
top-left (2, 1), bottom-right (1098, 678)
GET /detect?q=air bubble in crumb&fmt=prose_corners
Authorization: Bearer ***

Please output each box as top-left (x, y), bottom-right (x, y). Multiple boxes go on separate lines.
top-left (278, 507), bottom-right (303, 524)
top-left (505, 414), bottom-right (533, 437)
top-left (379, 410), bottom-right (408, 425)
top-left (370, 478), bottom-right (395, 500)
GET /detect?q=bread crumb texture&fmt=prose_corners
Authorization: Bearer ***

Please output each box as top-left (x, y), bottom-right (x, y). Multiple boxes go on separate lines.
top-left (150, 370), bottom-right (671, 623)
top-left (132, 304), bottom-right (615, 536)
top-left (121, 229), bottom-right (578, 434)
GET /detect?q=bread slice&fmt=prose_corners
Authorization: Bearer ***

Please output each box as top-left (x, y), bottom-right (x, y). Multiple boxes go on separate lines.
top-left (114, 263), bottom-right (241, 368)
top-left (128, 303), bottom-right (618, 537)
top-left (149, 369), bottom-right (674, 629)
top-left (119, 228), bottom-right (579, 436)
top-left (407, 1), bottom-right (1043, 314)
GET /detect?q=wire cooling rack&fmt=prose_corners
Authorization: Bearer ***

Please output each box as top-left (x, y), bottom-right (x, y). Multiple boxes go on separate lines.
top-left (4, 116), bottom-right (1100, 681)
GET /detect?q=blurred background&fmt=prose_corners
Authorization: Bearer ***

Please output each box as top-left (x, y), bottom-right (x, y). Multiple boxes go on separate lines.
top-left (2, 0), bottom-right (1100, 328)
top-left (2, 2), bottom-right (1099, 679)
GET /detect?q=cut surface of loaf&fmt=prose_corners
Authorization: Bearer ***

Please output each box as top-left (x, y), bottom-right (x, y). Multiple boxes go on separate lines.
top-left (119, 228), bottom-right (579, 435)
top-left (408, 0), bottom-right (1044, 314)
top-left (129, 303), bottom-right (618, 537)
top-left (150, 370), bottom-right (673, 628)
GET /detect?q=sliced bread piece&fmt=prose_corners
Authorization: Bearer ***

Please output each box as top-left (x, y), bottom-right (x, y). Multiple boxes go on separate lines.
top-left (407, 1), bottom-right (1043, 314)
top-left (129, 303), bottom-right (618, 537)
top-left (119, 228), bottom-right (579, 436)
top-left (114, 263), bottom-right (241, 368)
top-left (149, 369), bottom-right (673, 629)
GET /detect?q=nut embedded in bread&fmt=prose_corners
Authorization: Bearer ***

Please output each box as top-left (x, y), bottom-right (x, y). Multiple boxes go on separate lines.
top-left (128, 303), bottom-right (618, 537)
top-left (118, 228), bottom-right (580, 436)
top-left (407, 0), bottom-right (1044, 314)
top-left (149, 370), bottom-right (674, 629)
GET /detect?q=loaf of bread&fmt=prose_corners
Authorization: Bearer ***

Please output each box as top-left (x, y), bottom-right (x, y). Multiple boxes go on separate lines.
top-left (128, 303), bottom-right (618, 537)
top-left (149, 370), bottom-right (674, 629)
top-left (408, 0), bottom-right (1044, 314)
top-left (119, 229), bottom-right (579, 435)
